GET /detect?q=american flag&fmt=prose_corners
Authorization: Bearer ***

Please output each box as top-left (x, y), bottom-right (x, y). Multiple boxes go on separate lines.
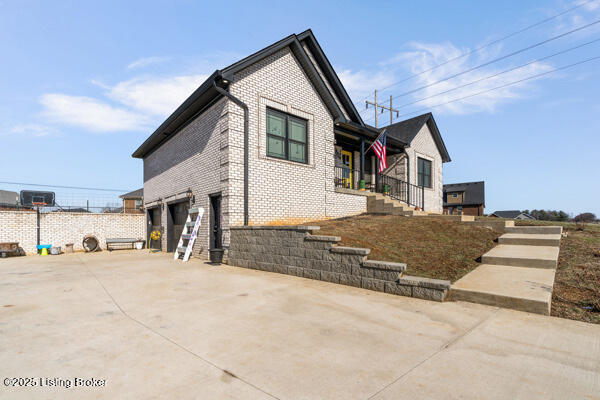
top-left (372, 130), bottom-right (387, 173)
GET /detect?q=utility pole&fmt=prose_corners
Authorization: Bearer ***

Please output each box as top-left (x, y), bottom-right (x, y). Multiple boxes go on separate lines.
top-left (365, 90), bottom-right (399, 128)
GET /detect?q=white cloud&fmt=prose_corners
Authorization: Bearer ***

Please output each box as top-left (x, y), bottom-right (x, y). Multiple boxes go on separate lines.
top-left (40, 94), bottom-right (150, 132)
top-left (127, 56), bottom-right (171, 70)
top-left (337, 69), bottom-right (397, 101)
top-left (106, 74), bottom-right (209, 116)
top-left (39, 73), bottom-right (209, 133)
top-left (390, 42), bottom-right (554, 115)
top-left (8, 123), bottom-right (59, 137)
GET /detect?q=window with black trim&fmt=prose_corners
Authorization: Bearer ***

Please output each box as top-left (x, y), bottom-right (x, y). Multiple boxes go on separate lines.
top-left (266, 108), bottom-right (307, 164)
top-left (417, 157), bottom-right (432, 188)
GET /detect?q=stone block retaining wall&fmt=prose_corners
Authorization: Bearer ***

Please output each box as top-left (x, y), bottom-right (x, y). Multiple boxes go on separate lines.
top-left (228, 225), bottom-right (450, 301)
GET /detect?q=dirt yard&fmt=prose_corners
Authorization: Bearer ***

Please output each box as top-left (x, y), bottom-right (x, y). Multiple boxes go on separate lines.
top-left (309, 214), bottom-right (500, 282)
top-left (516, 220), bottom-right (600, 324)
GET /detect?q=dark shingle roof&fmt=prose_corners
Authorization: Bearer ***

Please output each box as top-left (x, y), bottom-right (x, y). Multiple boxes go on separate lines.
top-left (491, 210), bottom-right (523, 218)
top-left (120, 188), bottom-right (143, 200)
top-left (376, 113), bottom-right (451, 162)
top-left (132, 29), bottom-right (368, 158)
top-left (443, 181), bottom-right (485, 207)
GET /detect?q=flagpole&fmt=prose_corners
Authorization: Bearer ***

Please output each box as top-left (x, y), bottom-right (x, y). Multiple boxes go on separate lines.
top-left (365, 128), bottom-right (387, 154)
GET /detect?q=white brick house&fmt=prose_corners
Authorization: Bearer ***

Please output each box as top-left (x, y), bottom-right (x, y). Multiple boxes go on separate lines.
top-left (132, 30), bottom-right (450, 257)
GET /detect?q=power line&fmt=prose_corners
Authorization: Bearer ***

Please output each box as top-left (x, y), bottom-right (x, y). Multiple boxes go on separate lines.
top-left (0, 181), bottom-right (132, 192)
top-left (354, 0), bottom-right (598, 105)
top-left (391, 54), bottom-right (600, 120)
top-left (388, 17), bottom-right (600, 101)
top-left (392, 36), bottom-right (600, 111)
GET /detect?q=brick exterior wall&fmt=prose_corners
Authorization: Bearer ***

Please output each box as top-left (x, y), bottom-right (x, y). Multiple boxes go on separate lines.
top-left (229, 47), bottom-right (365, 224)
top-left (383, 123), bottom-right (444, 213)
top-left (143, 98), bottom-right (229, 254)
top-left (0, 210), bottom-right (145, 253)
top-left (141, 45), bottom-right (369, 258)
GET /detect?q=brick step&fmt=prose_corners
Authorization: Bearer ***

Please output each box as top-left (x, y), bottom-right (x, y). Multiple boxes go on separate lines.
top-left (450, 264), bottom-right (555, 315)
top-left (481, 244), bottom-right (559, 269)
top-left (498, 233), bottom-right (561, 247)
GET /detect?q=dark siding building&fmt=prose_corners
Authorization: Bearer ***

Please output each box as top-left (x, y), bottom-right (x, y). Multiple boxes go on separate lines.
top-left (443, 181), bottom-right (485, 216)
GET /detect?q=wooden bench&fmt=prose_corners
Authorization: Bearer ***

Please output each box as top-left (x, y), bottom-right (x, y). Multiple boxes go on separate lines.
top-left (106, 238), bottom-right (139, 251)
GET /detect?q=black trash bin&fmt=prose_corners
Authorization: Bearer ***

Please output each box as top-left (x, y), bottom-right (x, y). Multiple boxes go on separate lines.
top-left (209, 248), bottom-right (224, 264)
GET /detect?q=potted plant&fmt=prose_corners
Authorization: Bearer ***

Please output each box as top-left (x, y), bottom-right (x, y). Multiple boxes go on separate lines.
top-left (135, 239), bottom-right (145, 250)
top-left (209, 248), bottom-right (224, 264)
top-left (359, 180), bottom-right (366, 191)
top-left (383, 184), bottom-right (389, 195)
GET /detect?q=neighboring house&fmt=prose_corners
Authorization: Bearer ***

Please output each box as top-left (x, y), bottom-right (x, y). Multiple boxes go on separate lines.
top-left (0, 190), bottom-right (19, 209)
top-left (132, 30), bottom-right (451, 257)
top-left (120, 188), bottom-right (143, 213)
top-left (443, 181), bottom-right (485, 216)
top-left (490, 210), bottom-right (536, 220)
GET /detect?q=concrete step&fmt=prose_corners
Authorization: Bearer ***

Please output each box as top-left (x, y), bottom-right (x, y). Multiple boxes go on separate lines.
top-left (498, 233), bottom-right (561, 247)
top-left (481, 244), bottom-right (559, 269)
top-left (465, 220), bottom-right (514, 232)
top-left (451, 264), bottom-right (555, 315)
top-left (414, 214), bottom-right (475, 222)
top-left (505, 226), bottom-right (562, 235)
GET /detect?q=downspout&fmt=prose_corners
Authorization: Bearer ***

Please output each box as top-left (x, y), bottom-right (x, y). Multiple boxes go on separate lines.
top-left (404, 146), bottom-right (411, 205)
top-left (213, 80), bottom-right (249, 226)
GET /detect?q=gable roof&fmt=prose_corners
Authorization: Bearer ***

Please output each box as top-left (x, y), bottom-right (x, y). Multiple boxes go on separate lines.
top-left (132, 29), bottom-right (367, 159)
top-left (380, 113), bottom-right (451, 162)
top-left (491, 210), bottom-right (526, 219)
top-left (120, 188), bottom-right (143, 200)
top-left (443, 181), bottom-right (484, 207)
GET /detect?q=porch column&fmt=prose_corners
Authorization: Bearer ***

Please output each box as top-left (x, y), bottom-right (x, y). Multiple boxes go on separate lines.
top-left (360, 137), bottom-right (365, 181)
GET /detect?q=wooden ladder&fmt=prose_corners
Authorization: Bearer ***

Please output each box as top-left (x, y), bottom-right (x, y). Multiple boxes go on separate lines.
top-left (174, 207), bottom-right (204, 262)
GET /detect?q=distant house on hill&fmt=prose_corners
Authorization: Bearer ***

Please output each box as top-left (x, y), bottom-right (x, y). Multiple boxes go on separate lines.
top-left (443, 181), bottom-right (485, 216)
top-left (120, 188), bottom-right (143, 213)
top-left (490, 210), bottom-right (535, 220)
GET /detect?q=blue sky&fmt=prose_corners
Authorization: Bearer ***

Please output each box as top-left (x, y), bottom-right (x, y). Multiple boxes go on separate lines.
top-left (1, 0), bottom-right (599, 215)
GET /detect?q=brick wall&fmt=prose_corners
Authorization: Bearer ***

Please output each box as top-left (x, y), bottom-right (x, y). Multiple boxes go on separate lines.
top-left (404, 123), bottom-right (444, 213)
top-left (143, 98), bottom-right (229, 255)
top-left (141, 45), bottom-right (367, 258)
top-left (0, 210), bottom-right (145, 253)
top-left (230, 47), bottom-right (366, 226)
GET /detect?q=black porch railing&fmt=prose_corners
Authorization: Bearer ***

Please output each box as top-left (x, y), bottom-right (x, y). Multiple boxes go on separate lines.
top-left (377, 174), bottom-right (425, 211)
top-left (334, 166), bottom-right (425, 210)
top-left (334, 166), bottom-right (363, 190)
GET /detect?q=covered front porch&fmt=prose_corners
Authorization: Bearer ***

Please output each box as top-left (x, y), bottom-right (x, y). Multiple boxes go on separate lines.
top-left (332, 122), bottom-right (425, 210)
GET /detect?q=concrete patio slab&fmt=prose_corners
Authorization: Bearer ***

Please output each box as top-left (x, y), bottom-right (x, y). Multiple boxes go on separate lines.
top-left (498, 233), bottom-right (562, 247)
top-left (450, 264), bottom-right (556, 315)
top-left (0, 252), bottom-right (598, 399)
top-left (482, 244), bottom-right (560, 269)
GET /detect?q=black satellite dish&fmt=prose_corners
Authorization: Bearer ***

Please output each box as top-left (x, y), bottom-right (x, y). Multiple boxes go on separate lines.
top-left (20, 190), bottom-right (55, 207)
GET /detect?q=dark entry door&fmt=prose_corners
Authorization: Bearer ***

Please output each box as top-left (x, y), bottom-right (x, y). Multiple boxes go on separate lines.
top-left (148, 207), bottom-right (162, 250)
top-left (210, 194), bottom-right (222, 249)
top-left (167, 201), bottom-right (189, 252)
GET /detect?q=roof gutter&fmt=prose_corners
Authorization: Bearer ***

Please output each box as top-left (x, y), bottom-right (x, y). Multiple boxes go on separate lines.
top-left (213, 79), bottom-right (249, 226)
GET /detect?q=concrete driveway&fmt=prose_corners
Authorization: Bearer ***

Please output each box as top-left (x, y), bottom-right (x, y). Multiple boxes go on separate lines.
top-left (1, 252), bottom-right (599, 399)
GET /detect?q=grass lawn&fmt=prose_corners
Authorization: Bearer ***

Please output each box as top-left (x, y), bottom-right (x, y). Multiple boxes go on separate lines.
top-left (308, 214), bottom-right (500, 282)
top-left (516, 220), bottom-right (600, 324)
